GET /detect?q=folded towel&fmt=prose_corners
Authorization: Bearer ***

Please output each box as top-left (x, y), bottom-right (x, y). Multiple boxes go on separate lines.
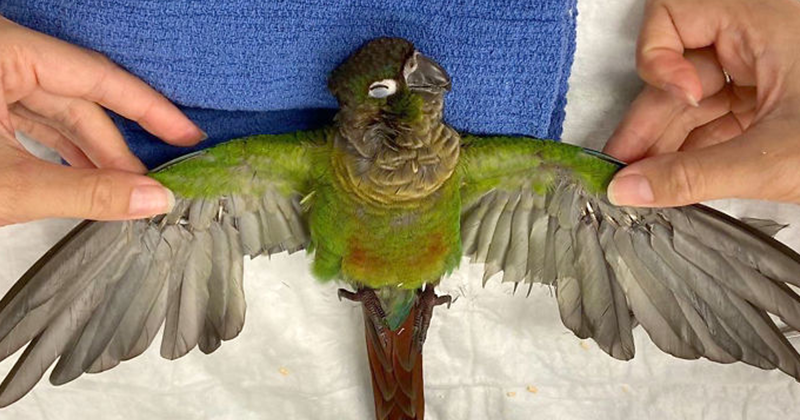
top-left (1, 0), bottom-right (578, 168)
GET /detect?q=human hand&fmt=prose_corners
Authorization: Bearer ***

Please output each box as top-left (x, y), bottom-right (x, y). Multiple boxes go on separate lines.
top-left (0, 16), bottom-right (204, 226)
top-left (604, 0), bottom-right (800, 207)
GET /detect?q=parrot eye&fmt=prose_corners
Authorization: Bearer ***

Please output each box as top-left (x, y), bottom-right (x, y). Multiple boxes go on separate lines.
top-left (403, 52), bottom-right (419, 78)
top-left (368, 79), bottom-right (397, 99)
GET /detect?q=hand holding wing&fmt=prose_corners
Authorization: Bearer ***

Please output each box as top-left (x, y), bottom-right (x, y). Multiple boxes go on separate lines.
top-left (459, 135), bottom-right (800, 378)
top-left (0, 130), bottom-right (327, 406)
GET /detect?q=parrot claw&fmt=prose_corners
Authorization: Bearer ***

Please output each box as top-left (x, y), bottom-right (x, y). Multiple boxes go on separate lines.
top-left (337, 288), bottom-right (390, 346)
top-left (413, 286), bottom-right (452, 351)
top-left (337, 288), bottom-right (358, 302)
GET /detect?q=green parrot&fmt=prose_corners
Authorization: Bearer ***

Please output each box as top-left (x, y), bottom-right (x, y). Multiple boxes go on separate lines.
top-left (2, 37), bottom-right (800, 420)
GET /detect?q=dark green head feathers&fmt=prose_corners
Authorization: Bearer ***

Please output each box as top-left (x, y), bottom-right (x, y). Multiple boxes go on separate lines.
top-left (328, 37), bottom-right (451, 108)
top-left (328, 38), bottom-right (415, 105)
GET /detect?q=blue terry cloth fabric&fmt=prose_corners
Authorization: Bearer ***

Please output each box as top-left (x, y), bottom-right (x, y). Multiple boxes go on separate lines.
top-left (0, 0), bottom-right (578, 169)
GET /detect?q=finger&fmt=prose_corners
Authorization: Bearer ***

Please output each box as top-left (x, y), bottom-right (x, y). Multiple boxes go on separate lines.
top-left (683, 48), bottom-right (729, 98)
top-left (636, 1), bottom-right (718, 105)
top-left (0, 87), bottom-right (14, 137)
top-left (644, 87), bottom-right (732, 156)
top-left (0, 152), bottom-right (175, 224)
top-left (677, 84), bottom-right (756, 152)
top-left (8, 111), bottom-right (94, 168)
top-left (15, 91), bottom-right (146, 172)
top-left (729, 85), bottom-right (758, 128)
top-left (604, 86), bottom-right (684, 162)
top-left (606, 48), bottom-right (736, 162)
top-left (607, 122), bottom-right (798, 207)
top-left (681, 113), bottom-right (744, 151)
top-left (4, 20), bottom-right (204, 145)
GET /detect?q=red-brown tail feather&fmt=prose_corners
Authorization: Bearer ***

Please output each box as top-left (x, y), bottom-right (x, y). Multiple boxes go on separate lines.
top-left (363, 302), bottom-right (425, 420)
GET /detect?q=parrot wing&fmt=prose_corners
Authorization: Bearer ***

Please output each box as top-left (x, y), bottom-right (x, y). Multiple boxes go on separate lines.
top-left (0, 129), bottom-right (329, 407)
top-left (459, 134), bottom-right (800, 380)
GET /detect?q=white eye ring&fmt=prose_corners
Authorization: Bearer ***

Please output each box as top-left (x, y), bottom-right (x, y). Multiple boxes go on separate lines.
top-left (368, 79), bottom-right (398, 98)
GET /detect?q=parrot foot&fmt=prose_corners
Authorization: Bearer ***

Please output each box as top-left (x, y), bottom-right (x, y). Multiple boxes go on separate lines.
top-left (338, 288), bottom-right (390, 347)
top-left (412, 285), bottom-right (452, 352)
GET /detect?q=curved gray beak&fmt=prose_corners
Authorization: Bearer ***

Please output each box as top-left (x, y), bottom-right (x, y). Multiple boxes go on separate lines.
top-left (404, 52), bottom-right (451, 93)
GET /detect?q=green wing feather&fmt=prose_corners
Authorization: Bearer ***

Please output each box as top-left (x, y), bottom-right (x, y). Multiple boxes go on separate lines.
top-left (152, 128), bottom-right (330, 199)
top-left (0, 128), bottom-right (331, 407)
top-left (458, 134), bottom-right (619, 207)
top-left (458, 134), bottom-right (800, 381)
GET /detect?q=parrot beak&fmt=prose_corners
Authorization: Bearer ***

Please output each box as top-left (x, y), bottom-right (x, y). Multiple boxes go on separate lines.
top-left (404, 52), bottom-right (451, 93)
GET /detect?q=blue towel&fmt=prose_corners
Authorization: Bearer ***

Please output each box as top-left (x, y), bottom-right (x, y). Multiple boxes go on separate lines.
top-left (0, 0), bottom-right (578, 169)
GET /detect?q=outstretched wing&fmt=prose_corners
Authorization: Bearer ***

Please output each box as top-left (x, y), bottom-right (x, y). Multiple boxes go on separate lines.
top-left (0, 128), bottom-right (330, 406)
top-left (459, 134), bottom-right (800, 379)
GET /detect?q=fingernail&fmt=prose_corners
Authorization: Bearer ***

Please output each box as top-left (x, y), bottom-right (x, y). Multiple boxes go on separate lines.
top-left (608, 174), bottom-right (655, 206)
top-left (198, 129), bottom-right (208, 142)
top-left (664, 83), bottom-right (699, 107)
top-left (128, 185), bottom-right (175, 216)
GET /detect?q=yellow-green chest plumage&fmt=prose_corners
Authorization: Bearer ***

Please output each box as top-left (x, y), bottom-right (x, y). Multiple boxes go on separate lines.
top-left (308, 131), bottom-right (463, 290)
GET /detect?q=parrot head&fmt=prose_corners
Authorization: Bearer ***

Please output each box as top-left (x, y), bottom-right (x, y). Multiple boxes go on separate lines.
top-left (328, 37), bottom-right (451, 122)
top-left (328, 37), bottom-right (459, 204)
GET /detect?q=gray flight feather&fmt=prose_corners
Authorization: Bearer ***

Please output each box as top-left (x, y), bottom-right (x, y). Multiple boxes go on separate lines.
top-left (599, 223), bottom-right (699, 359)
top-left (198, 319), bottom-right (222, 355)
top-left (556, 186), bottom-right (582, 229)
top-left (555, 227), bottom-right (587, 338)
top-left (0, 222), bottom-right (129, 361)
top-left (573, 219), bottom-right (634, 360)
top-left (161, 229), bottom-right (213, 360)
top-left (629, 228), bottom-right (735, 363)
top-left (82, 229), bottom-right (161, 369)
top-left (667, 207), bottom-right (800, 286)
top-left (741, 217), bottom-right (789, 237)
top-left (207, 222), bottom-right (231, 342)
top-left (274, 192), bottom-right (308, 252)
top-left (648, 224), bottom-right (777, 368)
top-left (49, 240), bottom-right (142, 386)
top-left (502, 191), bottom-right (534, 284)
top-left (460, 191), bottom-right (495, 255)
top-left (672, 228), bottom-right (800, 331)
top-left (525, 208), bottom-right (548, 283)
top-left (221, 217), bottom-right (246, 341)
top-left (541, 217), bottom-right (558, 286)
top-left (545, 182), bottom-right (565, 217)
top-left (238, 211), bottom-right (263, 257)
top-left (0, 233), bottom-right (141, 404)
top-left (484, 193), bottom-right (519, 284)
top-left (474, 192), bottom-right (509, 264)
top-left (725, 290), bottom-right (800, 378)
top-left (109, 229), bottom-right (175, 361)
top-left (613, 227), bottom-right (704, 357)
top-left (120, 226), bottom-right (181, 361)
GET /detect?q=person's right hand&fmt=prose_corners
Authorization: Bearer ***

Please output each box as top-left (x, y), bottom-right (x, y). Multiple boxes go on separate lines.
top-left (0, 16), bottom-right (204, 227)
top-left (604, 0), bottom-right (800, 208)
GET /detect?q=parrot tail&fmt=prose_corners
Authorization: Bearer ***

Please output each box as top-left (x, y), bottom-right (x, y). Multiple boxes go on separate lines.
top-left (339, 286), bottom-right (450, 420)
top-left (363, 296), bottom-right (425, 420)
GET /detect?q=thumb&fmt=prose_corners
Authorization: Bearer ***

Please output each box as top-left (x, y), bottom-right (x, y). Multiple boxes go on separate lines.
top-left (3, 158), bottom-right (174, 223)
top-left (606, 125), bottom-right (787, 207)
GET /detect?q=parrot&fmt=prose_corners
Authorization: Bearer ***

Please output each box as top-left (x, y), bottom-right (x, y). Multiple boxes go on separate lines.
top-left (2, 37), bottom-right (800, 420)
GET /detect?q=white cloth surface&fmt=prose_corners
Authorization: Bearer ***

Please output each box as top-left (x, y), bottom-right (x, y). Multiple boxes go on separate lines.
top-left (3, 1), bottom-right (800, 419)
